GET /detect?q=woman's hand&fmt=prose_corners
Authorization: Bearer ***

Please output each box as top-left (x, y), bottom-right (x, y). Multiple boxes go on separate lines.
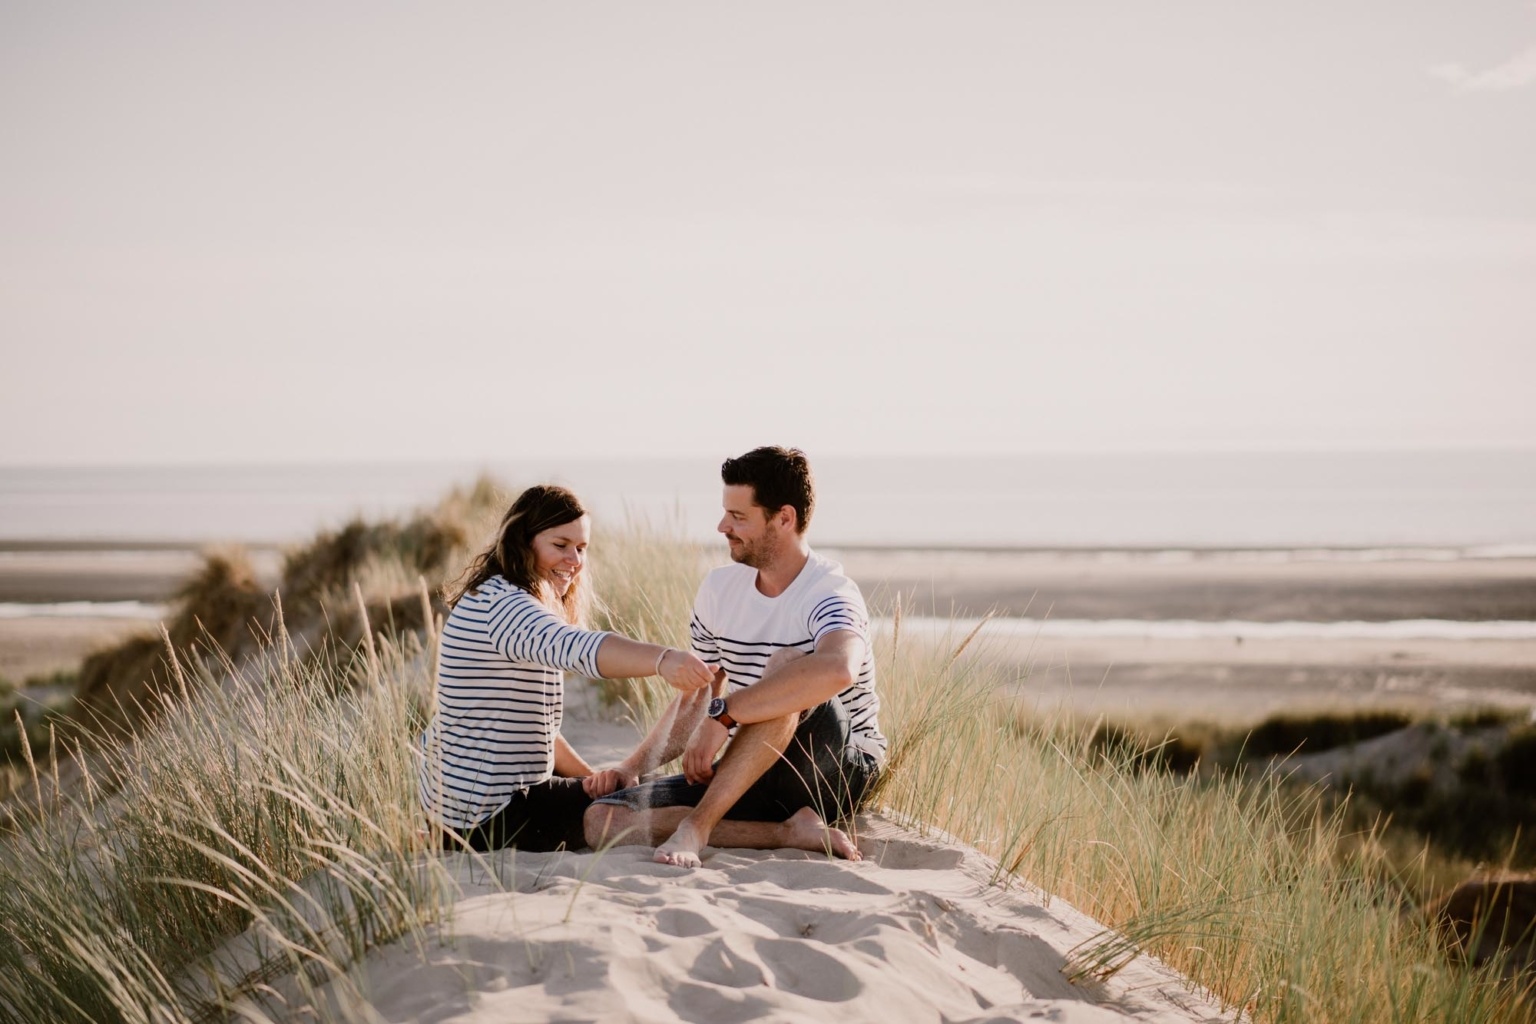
top-left (659, 649), bottom-right (716, 693)
top-left (582, 767), bottom-right (639, 798)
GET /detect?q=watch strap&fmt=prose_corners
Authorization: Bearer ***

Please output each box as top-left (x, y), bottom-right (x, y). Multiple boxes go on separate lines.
top-left (710, 697), bottom-right (737, 730)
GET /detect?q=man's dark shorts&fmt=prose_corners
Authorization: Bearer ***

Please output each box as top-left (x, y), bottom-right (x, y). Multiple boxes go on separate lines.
top-left (442, 776), bottom-right (591, 853)
top-left (594, 698), bottom-right (881, 823)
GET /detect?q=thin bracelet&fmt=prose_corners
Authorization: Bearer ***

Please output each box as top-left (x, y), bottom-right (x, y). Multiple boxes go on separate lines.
top-left (654, 647), bottom-right (671, 676)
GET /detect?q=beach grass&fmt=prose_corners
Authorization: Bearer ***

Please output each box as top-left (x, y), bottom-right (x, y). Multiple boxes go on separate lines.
top-left (0, 616), bottom-right (462, 1022)
top-left (1, 494), bottom-right (1531, 1023)
top-left (869, 618), bottom-right (1534, 1021)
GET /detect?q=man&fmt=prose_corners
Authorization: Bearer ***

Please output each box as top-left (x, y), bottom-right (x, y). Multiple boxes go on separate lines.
top-left (585, 446), bottom-right (886, 867)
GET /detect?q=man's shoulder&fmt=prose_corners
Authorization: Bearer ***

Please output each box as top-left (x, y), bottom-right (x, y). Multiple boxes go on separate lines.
top-left (803, 549), bottom-right (862, 596)
top-left (697, 562), bottom-right (757, 599)
top-left (701, 561), bottom-right (756, 587)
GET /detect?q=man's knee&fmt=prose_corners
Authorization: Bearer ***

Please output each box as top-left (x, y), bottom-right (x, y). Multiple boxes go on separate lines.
top-left (584, 802), bottom-right (626, 848)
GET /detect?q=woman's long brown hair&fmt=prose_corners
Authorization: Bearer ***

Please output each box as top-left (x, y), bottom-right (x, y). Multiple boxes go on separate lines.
top-left (446, 484), bottom-right (590, 625)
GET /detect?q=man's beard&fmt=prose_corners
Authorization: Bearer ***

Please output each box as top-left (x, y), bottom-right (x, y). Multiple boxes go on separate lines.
top-left (728, 535), bottom-right (768, 568)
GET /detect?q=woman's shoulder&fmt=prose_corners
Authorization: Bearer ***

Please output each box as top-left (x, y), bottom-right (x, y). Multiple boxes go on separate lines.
top-left (458, 574), bottom-right (535, 610)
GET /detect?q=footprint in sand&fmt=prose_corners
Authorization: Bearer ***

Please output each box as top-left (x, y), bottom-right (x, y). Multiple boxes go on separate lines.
top-left (689, 935), bottom-right (769, 988)
top-left (654, 907), bottom-right (716, 938)
top-left (753, 936), bottom-right (863, 1002)
top-left (666, 980), bottom-right (778, 1024)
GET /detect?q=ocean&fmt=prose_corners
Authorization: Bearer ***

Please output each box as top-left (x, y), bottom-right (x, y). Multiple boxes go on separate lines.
top-left (2, 449), bottom-right (1533, 553)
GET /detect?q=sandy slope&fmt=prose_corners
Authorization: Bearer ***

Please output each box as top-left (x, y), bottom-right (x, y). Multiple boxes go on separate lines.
top-left (213, 708), bottom-right (1235, 1023)
top-left (265, 816), bottom-right (1233, 1024)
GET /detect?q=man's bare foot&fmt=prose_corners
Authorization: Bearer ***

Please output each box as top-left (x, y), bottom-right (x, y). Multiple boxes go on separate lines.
top-left (784, 806), bottom-right (862, 861)
top-left (654, 819), bottom-right (708, 867)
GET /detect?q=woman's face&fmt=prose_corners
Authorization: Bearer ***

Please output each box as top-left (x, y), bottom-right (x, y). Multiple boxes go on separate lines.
top-left (530, 515), bottom-right (591, 597)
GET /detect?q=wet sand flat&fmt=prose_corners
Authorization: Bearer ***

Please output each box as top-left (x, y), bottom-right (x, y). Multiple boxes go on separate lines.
top-left (973, 633), bottom-right (1536, 723)
top-left (832, 548), bottom-right (1536, 622)
top-left (839, 547), bottom-right (1536, 723)
top-left (2, 544), bottom-right (1532, 725)
top-left (0, 546), bottom-right (281, 603)
top-left (0, 618), bottom-right (156, 683)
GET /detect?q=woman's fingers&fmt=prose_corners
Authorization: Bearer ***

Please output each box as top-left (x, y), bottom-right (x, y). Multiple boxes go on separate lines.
top-left (660, 651), bottom-right (716, 692)
top-left (680, 653), bottom-right (715, 690)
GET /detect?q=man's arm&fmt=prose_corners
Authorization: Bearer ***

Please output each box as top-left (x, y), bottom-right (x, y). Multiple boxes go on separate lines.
top-left (722, 629), bottom-right (864, 723)
top-left (617, 675), bottom-right (721, 778)
top-left (679, 630), bottom-right (865, 783)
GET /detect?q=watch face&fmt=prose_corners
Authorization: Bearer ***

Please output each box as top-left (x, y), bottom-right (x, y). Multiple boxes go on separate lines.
top-left (708, 697), bottom-right (726, 719)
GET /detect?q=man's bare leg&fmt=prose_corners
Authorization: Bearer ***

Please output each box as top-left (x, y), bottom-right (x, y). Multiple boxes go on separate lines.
top-left (647, 712), bottom-right (799, 866)
top-left (585, 803), bottom-right (860, 861)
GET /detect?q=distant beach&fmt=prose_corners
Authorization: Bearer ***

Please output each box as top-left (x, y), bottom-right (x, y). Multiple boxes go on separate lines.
top-left (2, 451), bottom-right (1533, 722)
top-left (2, 538), bottom-right (1533, 728)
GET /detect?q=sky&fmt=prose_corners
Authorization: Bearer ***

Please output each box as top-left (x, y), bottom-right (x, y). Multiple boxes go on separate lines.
top-left (3, 1), bottom-right (1535, 465)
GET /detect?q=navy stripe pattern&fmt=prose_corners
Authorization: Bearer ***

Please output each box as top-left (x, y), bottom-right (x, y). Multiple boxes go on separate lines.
top-left (417, 576), bottom-right (608, 830)
top-left (690, 552), bottom-right (886, 761)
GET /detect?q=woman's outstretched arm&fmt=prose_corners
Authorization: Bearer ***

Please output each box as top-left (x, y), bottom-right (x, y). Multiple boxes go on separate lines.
top-left (594, 634), bottom-right (715, 692)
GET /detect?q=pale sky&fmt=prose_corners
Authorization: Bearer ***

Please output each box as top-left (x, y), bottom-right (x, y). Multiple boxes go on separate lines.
top-left (3, 1), bottom-right (1534, 465)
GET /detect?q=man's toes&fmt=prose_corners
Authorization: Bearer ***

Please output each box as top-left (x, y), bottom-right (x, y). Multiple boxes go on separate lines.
top-left (653, 848), bottom-right (701, 868)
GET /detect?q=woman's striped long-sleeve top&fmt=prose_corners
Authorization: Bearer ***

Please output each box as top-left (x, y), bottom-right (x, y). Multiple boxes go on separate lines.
top-left (417, 575), bottom-right (609, 830)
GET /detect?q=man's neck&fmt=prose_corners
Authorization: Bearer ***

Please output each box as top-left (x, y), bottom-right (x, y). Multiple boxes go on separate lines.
top-left (753, 542), bottom-right (811, 598)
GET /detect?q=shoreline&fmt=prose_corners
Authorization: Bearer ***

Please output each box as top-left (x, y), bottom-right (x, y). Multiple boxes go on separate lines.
top-left (2, 540), bottom-right (1531, 728)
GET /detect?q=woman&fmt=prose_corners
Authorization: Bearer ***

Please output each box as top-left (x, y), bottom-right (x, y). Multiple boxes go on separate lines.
top-left (418, 484), bottom-right (713, 852)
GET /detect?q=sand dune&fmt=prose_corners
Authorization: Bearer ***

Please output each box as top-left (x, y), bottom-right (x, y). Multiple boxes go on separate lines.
top-left (267, 815), bottom-right (1231, 1024)
top-left (206, 709), bottom-right (1232, 1022)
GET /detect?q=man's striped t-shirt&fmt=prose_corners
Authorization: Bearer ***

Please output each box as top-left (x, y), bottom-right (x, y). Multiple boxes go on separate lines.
top-left (689, 550), bottom-right (886, 761)
top-left (418, 575), bottom-right (609, 830)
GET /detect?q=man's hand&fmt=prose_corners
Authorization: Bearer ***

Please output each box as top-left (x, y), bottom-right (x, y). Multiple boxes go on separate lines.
top-left (582, 767), bottom-right (639, 798)
top-left (660, 650), bottom-right (716, 693)
top-left (682, 717), bottom-right (728, 784)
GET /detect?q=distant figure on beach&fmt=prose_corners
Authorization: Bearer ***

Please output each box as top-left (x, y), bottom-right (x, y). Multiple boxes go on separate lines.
top-left (587, 446), bottom-right (886, 867)
top-left (417, 484), bottom-right (715, 853)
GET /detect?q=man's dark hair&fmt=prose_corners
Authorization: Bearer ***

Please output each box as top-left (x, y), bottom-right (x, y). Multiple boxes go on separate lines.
top-left (721, 446), bottom-right (815, 534)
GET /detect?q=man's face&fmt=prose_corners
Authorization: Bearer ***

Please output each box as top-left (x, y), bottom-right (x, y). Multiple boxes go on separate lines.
top-left (718, 484), bottom-right (787, 568)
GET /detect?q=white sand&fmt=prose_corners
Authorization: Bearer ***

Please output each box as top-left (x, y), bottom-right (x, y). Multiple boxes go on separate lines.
top-left (267, 819), bottom-right (1232, 1024)
top-left (238, 712), bottom-right (1234, 1024)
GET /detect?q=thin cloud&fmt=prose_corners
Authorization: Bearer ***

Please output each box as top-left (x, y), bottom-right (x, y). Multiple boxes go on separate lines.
top-left (1430, 43), bottom-right (1536, 93)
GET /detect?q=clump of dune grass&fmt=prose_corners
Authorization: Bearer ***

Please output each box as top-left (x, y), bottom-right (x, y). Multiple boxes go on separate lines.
top-left (0, 602), bottom-right (467, 1023)
top-left (55, 478), bottom-right (507, 754)
top-left (0, 495), bottom-right (706, 1023)
top-left (870, 614), bottom-right (1534, 1022)
top-left (1, 673), bottom-right (77, 779)
top-left (586, 513), bottom-right (718, 724)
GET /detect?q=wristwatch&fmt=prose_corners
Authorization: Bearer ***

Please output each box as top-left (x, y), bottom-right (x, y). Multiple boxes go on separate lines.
top-left (707, 696), bottom-right (737, 729)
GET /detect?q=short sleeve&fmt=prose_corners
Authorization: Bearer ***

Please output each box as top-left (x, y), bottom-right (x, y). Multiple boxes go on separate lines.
top-left (806, 584), bottom-right (870, 645)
